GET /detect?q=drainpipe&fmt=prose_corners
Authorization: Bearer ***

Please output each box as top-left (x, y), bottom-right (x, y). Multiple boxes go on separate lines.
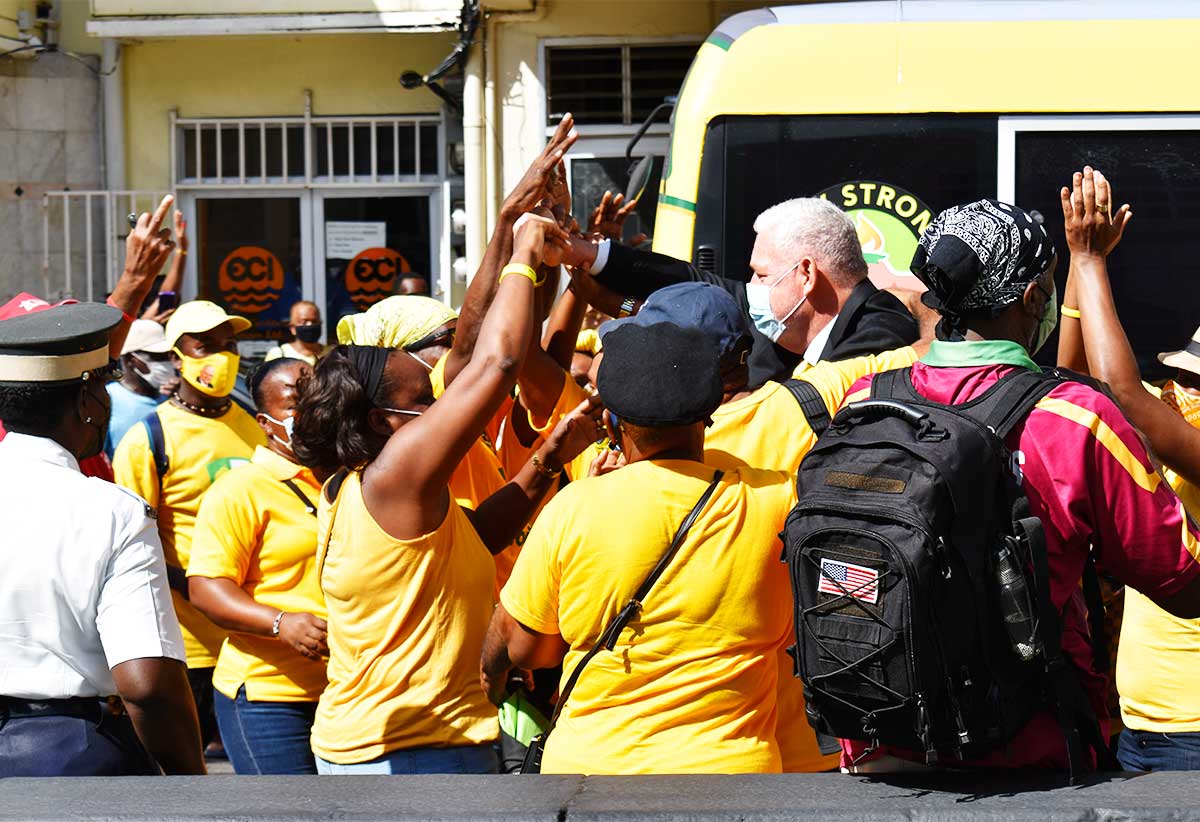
top-left (483, 0), bottom-right (545, 229)
top-left (462, 42), bottom-right (485, 278)
top-left (101, 39), bottom-right (124, 192)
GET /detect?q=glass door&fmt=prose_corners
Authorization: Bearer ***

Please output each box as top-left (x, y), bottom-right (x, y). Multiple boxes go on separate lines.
top-left (314, 192), bottom-right (440, 332)
top-left (191, 193), bottom-right (308, 345)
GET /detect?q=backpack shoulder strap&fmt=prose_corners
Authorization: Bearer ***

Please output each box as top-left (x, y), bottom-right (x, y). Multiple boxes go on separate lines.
top-left (143, 410), bottom-right (169, 485)
top-left (969, 369), bottom-right (1063, 440)
top-left (782, 379), bottom-right (832, 437)
top-left (868, 367), bottom-right (915, 402)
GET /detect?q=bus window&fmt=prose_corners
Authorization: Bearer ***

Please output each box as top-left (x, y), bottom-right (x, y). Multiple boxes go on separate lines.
top-left (1015, 129), bottom-right (1200, 379)
top-left (693, 114), bottom-right (997, 282)
top-left (569, 156), bottom-right (663, 245)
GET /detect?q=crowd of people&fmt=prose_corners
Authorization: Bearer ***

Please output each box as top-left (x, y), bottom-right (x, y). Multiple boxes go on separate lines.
top-left (4, 113), bottom-right (1200, 780)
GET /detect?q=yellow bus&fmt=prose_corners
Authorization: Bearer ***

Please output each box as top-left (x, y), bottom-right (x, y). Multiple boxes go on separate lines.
top-left (642, 1), bottom-right (1200, 376)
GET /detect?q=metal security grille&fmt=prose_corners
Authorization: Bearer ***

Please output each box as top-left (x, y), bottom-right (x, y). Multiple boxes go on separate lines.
top-left (173, 113), bottom-right (442, 187)
top-left (41, 190), bottom-right (173, 300)
top-left (546, 42), bottom-right (697, 126)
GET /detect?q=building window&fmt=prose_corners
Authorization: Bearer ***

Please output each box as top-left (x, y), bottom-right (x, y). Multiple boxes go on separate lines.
top-left (546, 43), bottom-right (697, 126)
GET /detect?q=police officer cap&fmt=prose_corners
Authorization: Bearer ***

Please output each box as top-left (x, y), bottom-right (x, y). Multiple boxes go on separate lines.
top-left (597, 321), bottom-right (723, 427)
top-left (0, 302), bottom-right (121, 384)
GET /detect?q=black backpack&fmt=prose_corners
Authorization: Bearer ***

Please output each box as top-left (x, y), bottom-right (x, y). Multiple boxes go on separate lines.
top-left (782, 367), bottom-right (1113, 781)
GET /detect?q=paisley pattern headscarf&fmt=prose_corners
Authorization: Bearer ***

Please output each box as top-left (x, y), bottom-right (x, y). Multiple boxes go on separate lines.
top-left (911, 200), bottom-right (1055, 340)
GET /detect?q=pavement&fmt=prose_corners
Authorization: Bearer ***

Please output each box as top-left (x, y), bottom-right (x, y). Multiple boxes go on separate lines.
top-left (3, 771), bottom-right (1200, 821)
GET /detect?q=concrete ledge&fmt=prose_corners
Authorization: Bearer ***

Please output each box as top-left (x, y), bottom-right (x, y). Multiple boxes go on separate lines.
top-left (1, 772), bottom-right (1197, 821)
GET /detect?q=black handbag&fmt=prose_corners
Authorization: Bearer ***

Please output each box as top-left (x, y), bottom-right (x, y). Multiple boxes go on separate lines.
top-left (521, 470), bottom-right (724, 774)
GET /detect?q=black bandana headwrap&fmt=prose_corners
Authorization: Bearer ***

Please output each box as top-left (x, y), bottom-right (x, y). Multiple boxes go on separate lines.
top-left (911, 199), bottom-right (1055, 340)
top-left (345, 344), bottom-right (391, 404)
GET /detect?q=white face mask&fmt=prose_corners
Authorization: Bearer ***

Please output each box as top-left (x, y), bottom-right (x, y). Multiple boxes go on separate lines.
top-left (405, 350), bottom-right (434, 371)
top-left (262, 412), bottom-right (295, 449)
top-left (133, 354), bottom-right (178, 392)
top-left (745, 261), bottom-right (805, 343)
top-left (1031, 282), bottom-right (1058, 356)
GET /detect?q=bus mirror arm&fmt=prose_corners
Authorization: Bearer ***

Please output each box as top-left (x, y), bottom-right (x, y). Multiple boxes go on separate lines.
top-left (624, 98), bottom-right (676, 165)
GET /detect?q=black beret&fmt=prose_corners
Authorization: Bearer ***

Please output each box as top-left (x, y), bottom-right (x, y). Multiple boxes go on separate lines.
top-left (597, 321), bottom-right (723, 427)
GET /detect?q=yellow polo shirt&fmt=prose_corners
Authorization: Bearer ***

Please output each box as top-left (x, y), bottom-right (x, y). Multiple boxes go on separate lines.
top-left (1117, 384), bottom-right (1200, 732)
top-left (311, 472), bottom-right (498, 763)
top-left (113, 401), bottom-right (266, 669)
top-left (502, 460), bottom-right (796, 774)
top-left (187, 446), bottom-right (328, 702)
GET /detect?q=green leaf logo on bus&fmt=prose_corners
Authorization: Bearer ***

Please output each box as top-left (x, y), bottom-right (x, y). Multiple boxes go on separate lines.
top-left (818, 181), bottom-right (933, 292)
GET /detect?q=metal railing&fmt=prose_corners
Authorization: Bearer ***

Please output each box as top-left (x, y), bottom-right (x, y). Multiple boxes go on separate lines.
top-left (172, 110), bottom-right (443, 189)
top-left (41, 190), bottom-right (173, 300)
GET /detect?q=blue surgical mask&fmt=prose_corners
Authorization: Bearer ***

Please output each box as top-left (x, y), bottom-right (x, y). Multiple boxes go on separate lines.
top-left (746, 262), bottom-right (805, 343)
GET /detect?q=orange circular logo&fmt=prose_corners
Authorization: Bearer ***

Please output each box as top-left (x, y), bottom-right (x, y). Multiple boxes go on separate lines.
top-left (345, 247), bottom-right (409, 311)
top-left (218, 246), bottom-right (284, 314)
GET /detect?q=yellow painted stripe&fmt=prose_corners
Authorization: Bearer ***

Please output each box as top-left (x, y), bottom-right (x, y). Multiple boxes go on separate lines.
top-left (1035, 397), bottom-right (1160, 494)
top-left (1177, 498), bottom-right (1200, 562)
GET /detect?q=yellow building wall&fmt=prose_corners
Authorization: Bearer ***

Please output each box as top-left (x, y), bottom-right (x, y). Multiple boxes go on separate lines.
top-left (0, 0), bottom-right (26, 44)
top-left (121, 31), bottom-right (456, 189)
top-left (93, 0), bottom-right (532, 15)
top-left (492, 0), bottom-right (761, 200)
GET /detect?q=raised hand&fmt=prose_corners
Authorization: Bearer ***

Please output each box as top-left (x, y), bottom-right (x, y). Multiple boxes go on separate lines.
top-left (1060, 166), bottom-right (1132, 257)
top-left (173, 209), bottom-right (188, 252)
top-left (588, 190), bottom-right (639, 241)
top-left (512, 211), bottom-right (571, 268)
top-left (123, 194), bottom-right (176, 283)
top-left (540, 394), bottom-right (605, 469)
top-left (501, 114), bottom-right (578, 221)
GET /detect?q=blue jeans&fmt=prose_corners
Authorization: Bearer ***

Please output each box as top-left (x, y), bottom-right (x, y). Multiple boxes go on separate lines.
top-left (315, 744), bottom-right (499, 774)
top-left (1118, 728), bottom-right (1200, 771)
top-left (213, 686), bottom-right (318, 775)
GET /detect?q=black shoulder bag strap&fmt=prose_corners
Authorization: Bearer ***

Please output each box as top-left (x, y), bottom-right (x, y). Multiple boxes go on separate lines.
top-left (281, 478), bottom-right (318, 517)
top-left (782, 378), bottom-right (832, 437)
top-left (521, 469), bottom-right (725, 774)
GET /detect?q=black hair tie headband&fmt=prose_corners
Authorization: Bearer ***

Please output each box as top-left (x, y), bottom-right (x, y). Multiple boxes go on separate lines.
top-left (345, 344), bottom-right (390, 404)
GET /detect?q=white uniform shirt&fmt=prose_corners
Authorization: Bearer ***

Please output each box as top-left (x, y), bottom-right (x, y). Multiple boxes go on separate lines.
top-left (0, 433), bottom-right (185, 699)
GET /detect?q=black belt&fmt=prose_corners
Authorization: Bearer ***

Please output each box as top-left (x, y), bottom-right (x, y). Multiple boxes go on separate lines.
top-left (0, 696), bottom-right (114, 723)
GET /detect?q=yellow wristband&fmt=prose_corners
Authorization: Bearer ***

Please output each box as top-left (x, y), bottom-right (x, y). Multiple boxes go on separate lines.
top-left (500, 263), bottom-right (541, 287)
top-left (1061, 306), bottom-right (1081, 319)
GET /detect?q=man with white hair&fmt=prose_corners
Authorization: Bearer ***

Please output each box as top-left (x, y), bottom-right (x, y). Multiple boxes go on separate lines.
top-left (563, 197), bottom-right (918, 388)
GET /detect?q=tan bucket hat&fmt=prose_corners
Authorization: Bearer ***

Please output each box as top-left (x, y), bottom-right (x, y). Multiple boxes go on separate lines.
top-left (1157, 326), bottom-right (1200, 377)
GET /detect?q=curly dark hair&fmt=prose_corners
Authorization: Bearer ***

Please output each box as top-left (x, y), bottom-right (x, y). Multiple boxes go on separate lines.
top-left (291, 346), bottom-right (396, 475)
top-left (0, 381), bottom-right (79, 436)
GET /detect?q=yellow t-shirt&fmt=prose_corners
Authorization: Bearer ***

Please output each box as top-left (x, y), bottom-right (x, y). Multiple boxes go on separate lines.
top-left (524, 348), bottom-right (918, 772)
top-left (501, 459), bottom-right (797, 775)
top-left (113, 401), bottom-right (266, 669)
top-left (187, 446), bottom-right (328, 702)
top-left (1117, 383), bottom-right (1200, 732)
top-left (311, 472), bottom-right (498, 763)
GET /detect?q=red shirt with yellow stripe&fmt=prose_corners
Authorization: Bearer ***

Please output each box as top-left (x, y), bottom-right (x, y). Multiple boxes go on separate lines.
top-left (841, 339), bottom-right (1200, 769)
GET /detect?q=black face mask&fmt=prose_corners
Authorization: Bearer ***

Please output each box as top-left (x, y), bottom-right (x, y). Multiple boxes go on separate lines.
top-left (295, 324), bottom-right (323, 344)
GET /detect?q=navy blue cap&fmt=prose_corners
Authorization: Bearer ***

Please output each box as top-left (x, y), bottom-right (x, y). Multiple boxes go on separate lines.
top-left (599, 282), bottom-right (752, 366)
